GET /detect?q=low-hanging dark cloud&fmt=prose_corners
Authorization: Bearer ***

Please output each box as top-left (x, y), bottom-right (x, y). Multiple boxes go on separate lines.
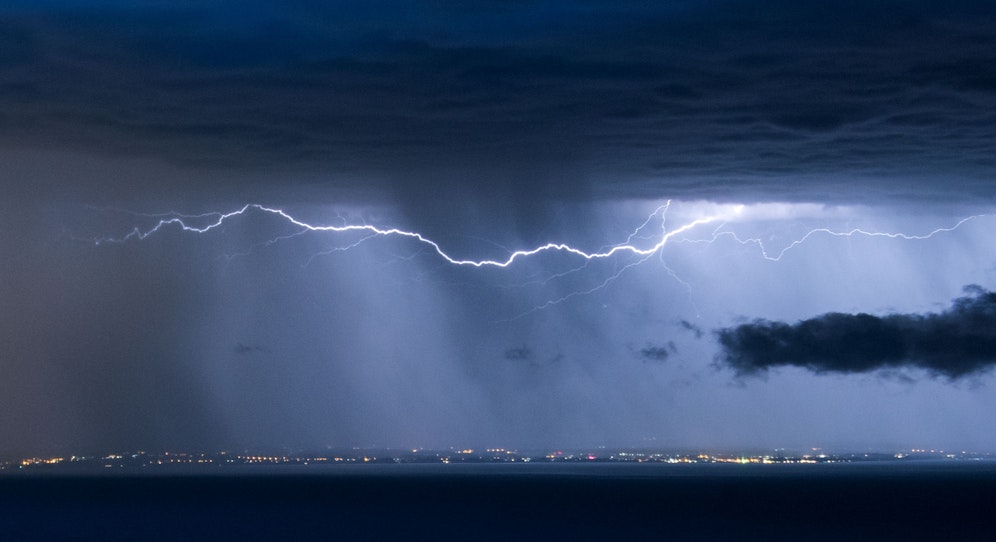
top-left (715, 285), bottom-right (996, 379)
top-left (234, 343), bottom-right (269, 356)
top-left (679, 320), bottom-right (703, 339)
top-left (640, 342), bottom-right (677, 362)
top-left (504, 345), bottom-right (532, 362)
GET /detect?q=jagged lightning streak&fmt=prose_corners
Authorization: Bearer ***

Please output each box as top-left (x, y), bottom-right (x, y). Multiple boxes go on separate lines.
top-left (95, 202), bottom-right (716, 268)
top-left (91, 202), bottom-right (991, 316)
top-left (691, 214), bottom-right (987, 261)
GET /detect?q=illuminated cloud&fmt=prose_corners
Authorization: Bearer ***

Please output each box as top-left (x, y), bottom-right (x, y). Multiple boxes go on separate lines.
top-left (715, 286), bottom-right (996, 380)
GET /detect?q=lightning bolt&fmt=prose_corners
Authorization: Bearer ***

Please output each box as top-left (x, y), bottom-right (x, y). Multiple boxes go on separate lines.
top-left (89, 202), bottom-right (992, 314)
top-left (93, 202), bottom-right (715, 267)
top-left (691, 215), bottom-right (986, 261)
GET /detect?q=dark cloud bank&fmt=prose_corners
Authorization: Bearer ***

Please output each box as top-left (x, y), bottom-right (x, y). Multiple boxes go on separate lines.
top-left (1, 0), bottom-right (995, 205)
top-left (716, 286), bottom-right (996, 379)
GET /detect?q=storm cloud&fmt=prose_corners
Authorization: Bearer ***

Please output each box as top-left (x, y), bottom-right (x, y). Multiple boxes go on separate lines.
top-left (1, 1), bottom-right (995, 206)
top-left (2, 1), bottom-right (996, 455)
top-left (715, 286), bottom-right (996, 379)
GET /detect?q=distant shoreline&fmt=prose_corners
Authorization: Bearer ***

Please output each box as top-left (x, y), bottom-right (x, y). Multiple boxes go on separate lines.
top-left (4, 447), bottom-right (993, 474)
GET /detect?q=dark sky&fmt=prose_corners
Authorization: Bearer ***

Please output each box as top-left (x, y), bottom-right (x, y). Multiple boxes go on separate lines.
top-left (2, 1), bottom-right (995, 456)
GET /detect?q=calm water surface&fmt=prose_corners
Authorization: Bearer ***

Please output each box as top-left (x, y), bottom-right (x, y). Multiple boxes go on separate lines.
top-left (2, 461), bottom-right (994, 540)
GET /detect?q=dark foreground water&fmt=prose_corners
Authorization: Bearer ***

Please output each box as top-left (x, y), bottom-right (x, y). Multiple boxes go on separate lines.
top-left (2, 462), bottom-right (994, 541)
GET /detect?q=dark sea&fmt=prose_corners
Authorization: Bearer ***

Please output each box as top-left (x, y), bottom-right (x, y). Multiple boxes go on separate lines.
top-left (2, 461), bottom-right (994, 541)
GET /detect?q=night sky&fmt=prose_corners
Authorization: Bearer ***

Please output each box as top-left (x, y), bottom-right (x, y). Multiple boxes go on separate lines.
top-left (2, 0), bottom-right (995, 456)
